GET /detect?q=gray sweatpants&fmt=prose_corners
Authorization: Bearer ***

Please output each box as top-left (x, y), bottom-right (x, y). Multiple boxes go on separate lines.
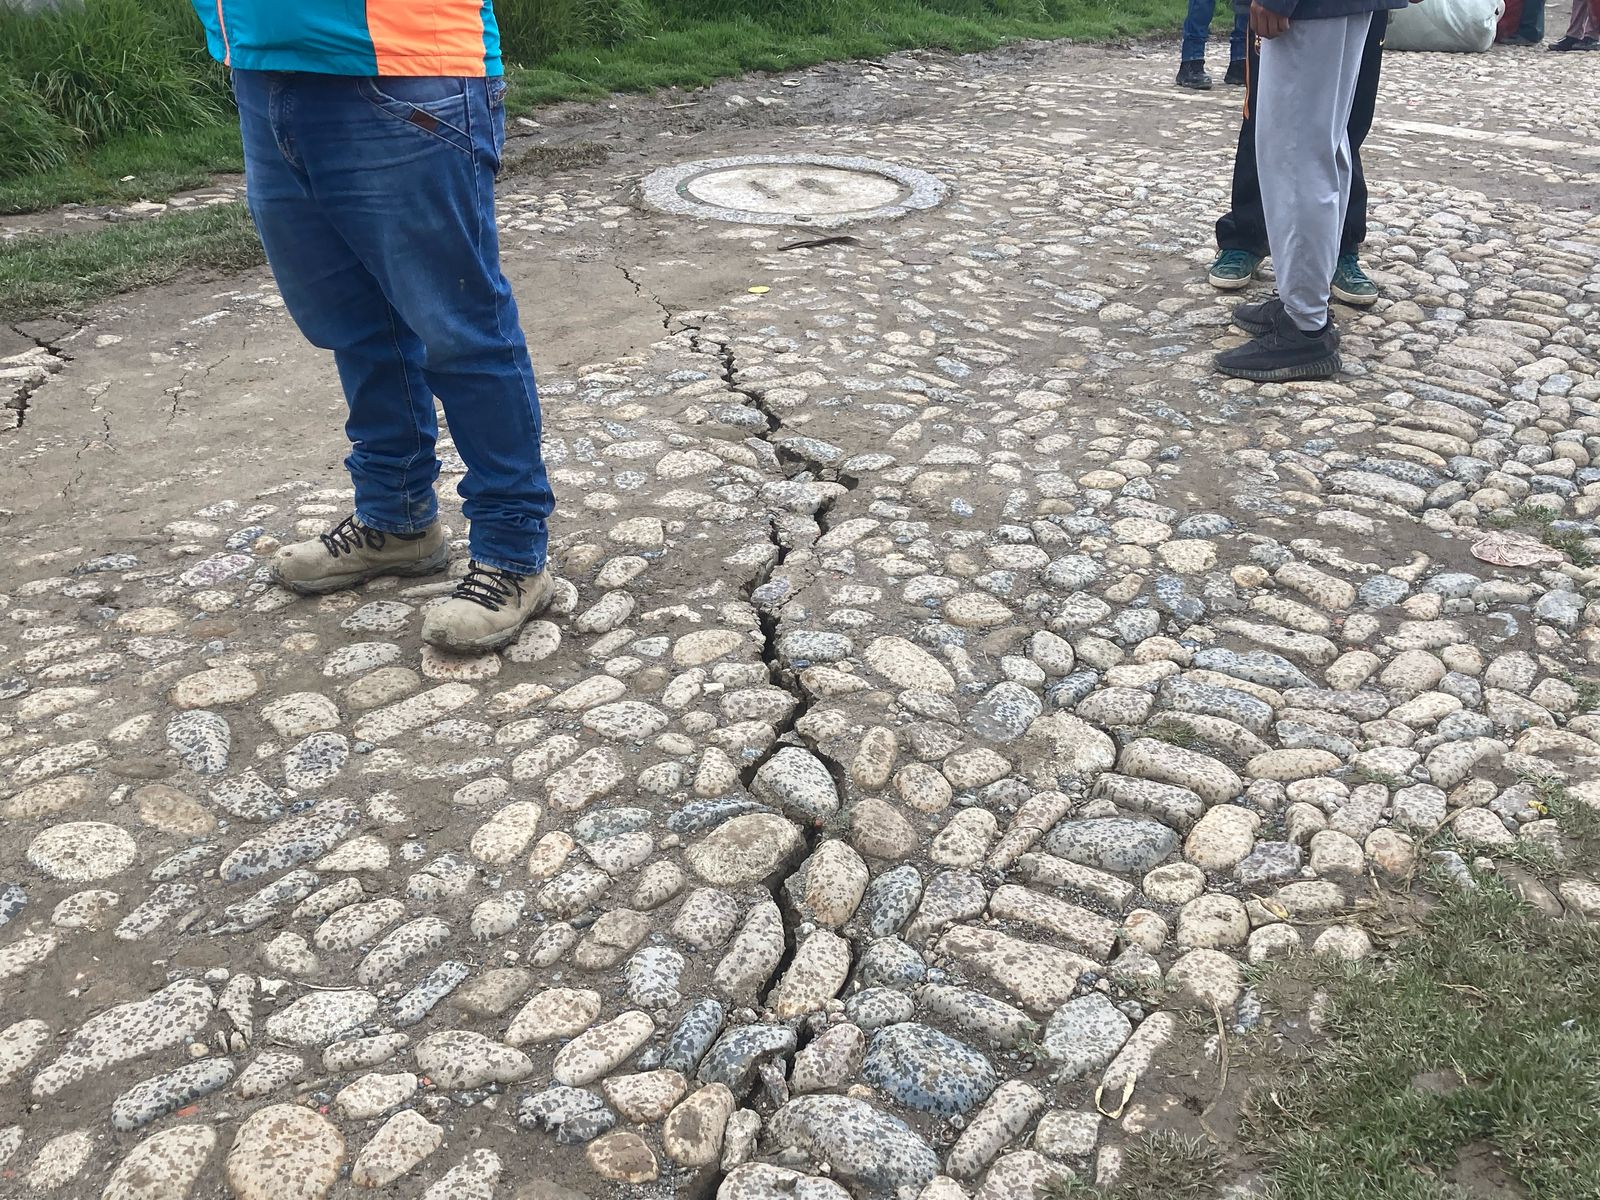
top-left (1256, 12), bottom-right (1374, 331)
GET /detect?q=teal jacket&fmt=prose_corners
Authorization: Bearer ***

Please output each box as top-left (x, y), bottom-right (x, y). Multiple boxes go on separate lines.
top-left (189, 0), bottom-right (503, 77)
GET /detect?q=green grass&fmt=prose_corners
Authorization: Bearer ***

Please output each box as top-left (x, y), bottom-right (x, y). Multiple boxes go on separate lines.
top-left (0, 125), bottom-right (244, 216)
top-left (1485, 504), bottom-right (1597, 567)
top-left (1045, 1134), bottom-right (1228, 1200)
top-left (1, 0), bottom-right (1195, 212)
top-left (1521, 769), bottom-right (1600, 863)
top-left (507, 0), bottom-right (1191, 106)
top-left (0, 68), bottom-right (75, 178)
top-left (0, 205), bottom-right (264, 322)
top-left (1350, 764), bottom-right (1409, 790)
top-left (1140, 720), bottom-right (1206, 750)
top-left (1557, 668), bottom-right (1600, 714)
top-left (0, 0), bottom-right (1197, 308)
top-left (1247, 879), bottom-right (1600, 1200)
top-left (1051, 879), bottom-right (1600, 1200)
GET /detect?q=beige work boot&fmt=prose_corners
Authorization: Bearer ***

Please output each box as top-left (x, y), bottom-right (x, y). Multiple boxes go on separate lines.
top-left (271, 515), bottom-right (448, 596)
top-left (421, 562), bottom-right (552, 653)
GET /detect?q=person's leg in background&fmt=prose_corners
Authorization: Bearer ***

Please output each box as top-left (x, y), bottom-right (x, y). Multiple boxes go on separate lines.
top-left (1226, 7), bottom-right (1251, 82)
top-left (1550, 0), bottom-right (1600, 47)
top-left (1332, 9), bottom-right (1387, 305)
top-left (1179, 0), bottom-right (1220, 88)
top-left (1210, 31), bottom-right (1267, 288)
top-left (233, 69), bottom-right (449, 596)
top-left (1216, 13), bottom-right (1372, 381)
top-left (1512, 0), bottom-right (1546, 43)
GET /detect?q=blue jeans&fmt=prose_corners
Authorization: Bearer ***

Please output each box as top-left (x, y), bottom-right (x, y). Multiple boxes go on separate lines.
top-left (1183, 0), bottom-right (1249, 63)
top-left (233, 70), bottom-right (553, 575)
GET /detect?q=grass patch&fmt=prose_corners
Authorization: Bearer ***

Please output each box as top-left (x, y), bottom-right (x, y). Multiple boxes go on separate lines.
top-left (1558, 668), bottom-right (1600, 714)
top-left (1142, 720), bottom-right (1206, 750)
top-left (1246, 879), bottom-right (1600, 1200)
top-left (2, 0), bottom-right (1196, 212)
top-left (0, 206), bottom-right (263, 322)
top-left (0, 125), bottom-right (244, 216)
top-left (507, 0), bottom-right (1191, 106)
top-left (1520, 769), bottom-right (1600, 863)
top-left (0, 69), bottom-right (75, 178)
top-left (1485, 504), bottom-right (1596, 567)
top-left (1046, 1133), bottom-right (1228, 1200)
top-left (1350, 764), bottom-right (1408, 790)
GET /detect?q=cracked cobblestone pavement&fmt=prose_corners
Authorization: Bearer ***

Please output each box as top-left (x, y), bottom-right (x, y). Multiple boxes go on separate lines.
top-left (2, 32), bottom-right (1599, 1200)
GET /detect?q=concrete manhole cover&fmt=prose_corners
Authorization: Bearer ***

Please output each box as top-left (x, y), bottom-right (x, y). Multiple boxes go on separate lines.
top-left (641, 154), bottom-right (946, 228)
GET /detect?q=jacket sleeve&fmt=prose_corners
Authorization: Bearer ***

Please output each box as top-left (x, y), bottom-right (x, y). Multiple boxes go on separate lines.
top-left (1256, 0), bottom-right (1301, 13)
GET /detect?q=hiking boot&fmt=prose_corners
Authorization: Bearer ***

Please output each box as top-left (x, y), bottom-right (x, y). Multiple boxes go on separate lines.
top-left (421, 562), bottom-right (552, 653)
top-left (1232, 295), bottom-right (1285, 337)
top-left (1216, 306), bottom-right (1342, 382)
top-left (1331, 253), bottom-right (1380, 305)
top-left (1224, 59), bottom-right (1247, 85)
top-left (271, 515), bottom-right (447, 596)
top-left (1176, 60), bottom-right (1213, 89)
top-left (1209, 249), bottom-right (1264, 290)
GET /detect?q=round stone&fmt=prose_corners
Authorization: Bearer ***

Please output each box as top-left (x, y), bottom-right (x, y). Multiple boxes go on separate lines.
top-left (685, 814), bottom-right (805, 885)
top-left (225, 1104), bottom-right (344, 1200)
top-left (103, 1125), bottom-right (217, 1199)
top-left (26, 822), bottom-right (137, 882)
top-left (863, 1022), bottom-right (997, 1116)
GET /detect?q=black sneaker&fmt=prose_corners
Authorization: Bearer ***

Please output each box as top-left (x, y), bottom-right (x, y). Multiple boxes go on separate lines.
top-left (1176, 60), bottom-right (1213, 90)
top-left (1232, 295), bottom-right (1285, 337)
top-left (1216, 307), bottom-right (1342, 382)
top-left (1550, 35), bottom-right (1600, 50)
top-left (1224, 59), bottom-right (1247, 85)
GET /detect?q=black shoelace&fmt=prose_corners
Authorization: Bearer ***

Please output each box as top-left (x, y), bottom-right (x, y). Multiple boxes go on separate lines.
top-left (453, 562), bottom-right (526, 611)
top-left (320, 515), bottom-right (385, 559)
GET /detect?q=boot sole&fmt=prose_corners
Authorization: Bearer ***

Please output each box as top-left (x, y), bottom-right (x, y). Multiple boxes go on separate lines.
top-left (272, 546), bottom-right (449, 596)
top-left (1216, 353), bottom-right (1343, 383)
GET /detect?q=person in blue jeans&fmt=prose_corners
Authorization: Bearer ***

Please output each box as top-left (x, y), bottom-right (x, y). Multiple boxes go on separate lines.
top-left (1179, 0), bottom-right (1251, 88)
top-left (191, 2), bottom-right (556, 653)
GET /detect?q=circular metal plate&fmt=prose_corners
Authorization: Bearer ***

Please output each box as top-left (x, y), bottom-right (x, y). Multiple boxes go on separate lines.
top-left (641, 154), bottom-right (946, 228)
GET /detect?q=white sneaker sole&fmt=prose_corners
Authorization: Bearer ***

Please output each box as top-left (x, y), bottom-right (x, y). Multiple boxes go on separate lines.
top-left (1331, 283), bottom-right (1379, 307)
top-left (1209, 270), bottom-right (1257, 291)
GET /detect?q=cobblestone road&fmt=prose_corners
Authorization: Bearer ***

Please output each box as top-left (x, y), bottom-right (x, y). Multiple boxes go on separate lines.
top-left (1, 32), bottom-right (1597, 1200)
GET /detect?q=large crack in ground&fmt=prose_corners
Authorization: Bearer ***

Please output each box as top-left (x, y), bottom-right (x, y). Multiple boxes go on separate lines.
top-left (669, 317), bottom-right (865, 1179)
top-left (3, 321), bottom-right (76, 431)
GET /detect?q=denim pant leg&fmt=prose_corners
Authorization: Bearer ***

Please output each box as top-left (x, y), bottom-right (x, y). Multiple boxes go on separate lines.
top-left (233, 69), bottom-right (441, 535)
top-left (1182, 0), bottom-right (1218, 61)
top-left (1229, 8), bottom-right (1249, 61)
top-left (286, 75), bottom-right (553, 576)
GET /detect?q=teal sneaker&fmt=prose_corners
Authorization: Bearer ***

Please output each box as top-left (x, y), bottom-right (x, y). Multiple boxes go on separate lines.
top-left (1331, 253), bottom-right (1379, 306)
top-left (1208, 249), bottom-right (1263, 291)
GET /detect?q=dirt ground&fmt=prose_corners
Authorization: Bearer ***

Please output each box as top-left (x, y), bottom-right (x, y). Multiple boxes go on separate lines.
top-left (1, 22), bottom-right (1597, 1200)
